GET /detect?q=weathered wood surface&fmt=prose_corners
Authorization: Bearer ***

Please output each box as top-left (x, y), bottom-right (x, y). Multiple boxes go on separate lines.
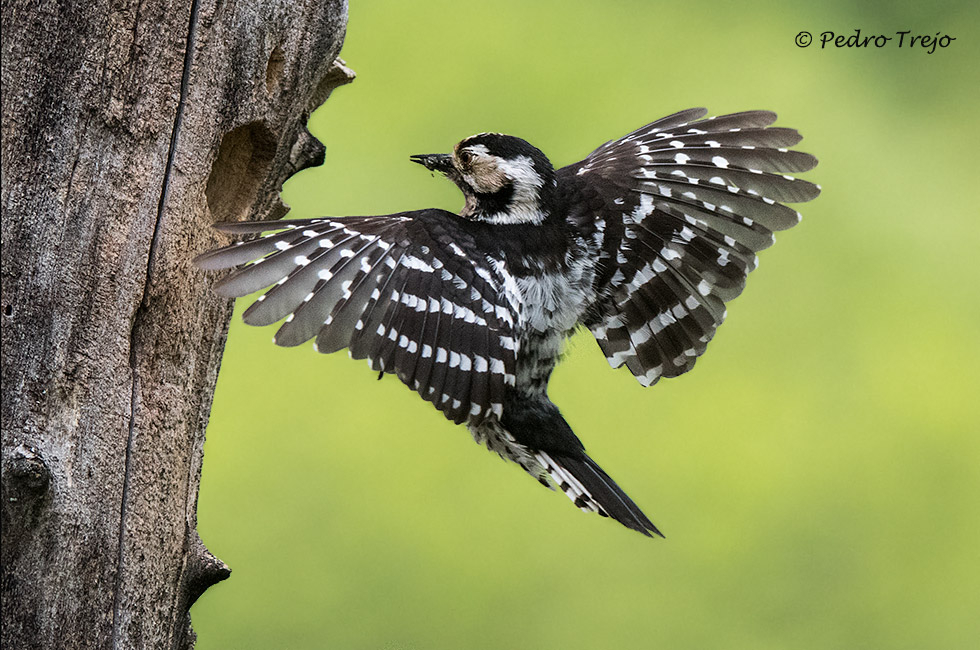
top-left (1, 0), bottom-right (352, 646)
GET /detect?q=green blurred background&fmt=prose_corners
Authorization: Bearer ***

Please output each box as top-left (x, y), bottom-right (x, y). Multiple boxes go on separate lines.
top-left (194, 1), bottom-right (980, 648)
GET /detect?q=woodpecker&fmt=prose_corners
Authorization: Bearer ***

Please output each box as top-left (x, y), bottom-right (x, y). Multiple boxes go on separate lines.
top-left (196, 108), bottom-right (819, 536)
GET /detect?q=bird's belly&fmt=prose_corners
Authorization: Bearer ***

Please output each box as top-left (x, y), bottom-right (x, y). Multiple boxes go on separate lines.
top-left (514, 259), bottom-right (594, 335)
top-left (508, 255), bottom-right (595, 394)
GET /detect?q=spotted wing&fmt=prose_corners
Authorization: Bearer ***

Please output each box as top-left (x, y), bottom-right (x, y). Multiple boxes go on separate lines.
top-left (195, 211), bottom-right (518, 424)
top-left (560, 108), bottom-right (820, 387)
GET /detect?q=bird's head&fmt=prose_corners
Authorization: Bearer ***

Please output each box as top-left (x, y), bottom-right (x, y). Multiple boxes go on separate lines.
top-left (411, 133), bottom-right (557, 225)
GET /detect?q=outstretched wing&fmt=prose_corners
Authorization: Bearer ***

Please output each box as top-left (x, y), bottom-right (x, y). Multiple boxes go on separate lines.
top-left (195, 211), bottom-right (518, 424)
top-left (560, 108), bottom-right (819, 387)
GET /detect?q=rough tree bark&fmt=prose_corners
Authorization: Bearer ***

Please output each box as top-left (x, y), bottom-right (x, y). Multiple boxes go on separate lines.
top-left (1, 0), bottom-right (353, 647)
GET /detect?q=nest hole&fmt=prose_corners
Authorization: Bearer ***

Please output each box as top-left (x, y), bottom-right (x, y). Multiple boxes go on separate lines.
top-left (205, 122), bottom-right (277, 223)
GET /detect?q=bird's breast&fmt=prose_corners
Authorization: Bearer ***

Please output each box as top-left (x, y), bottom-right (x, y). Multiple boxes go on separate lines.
top-left (511, 250), bottom-right (596, 334)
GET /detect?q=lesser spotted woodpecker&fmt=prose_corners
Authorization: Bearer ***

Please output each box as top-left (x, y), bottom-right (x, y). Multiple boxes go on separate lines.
top-left (196, 108), bottom-right (819, 536)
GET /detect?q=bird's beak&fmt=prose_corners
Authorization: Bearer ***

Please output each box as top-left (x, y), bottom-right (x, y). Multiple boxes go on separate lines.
top-left (410, 153), bottom-right (454, 174)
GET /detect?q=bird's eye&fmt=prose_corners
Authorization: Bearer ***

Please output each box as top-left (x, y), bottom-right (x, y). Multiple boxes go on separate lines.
top-left (458, 150), bottom-right (474, 166)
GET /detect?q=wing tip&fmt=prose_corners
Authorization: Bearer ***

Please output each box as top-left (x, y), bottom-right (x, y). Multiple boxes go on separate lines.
top-left (193, 248), bottom-right (234, 271)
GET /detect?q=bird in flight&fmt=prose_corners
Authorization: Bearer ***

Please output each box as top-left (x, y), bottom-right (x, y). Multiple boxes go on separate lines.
top-left (196, 108), bottom-right (819, 536)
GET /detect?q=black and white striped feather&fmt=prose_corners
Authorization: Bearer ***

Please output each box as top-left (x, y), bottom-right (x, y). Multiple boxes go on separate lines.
top-left (561, 108), bottom-right (819, 388)
top-left (195, 212), bottom-right (519, 425)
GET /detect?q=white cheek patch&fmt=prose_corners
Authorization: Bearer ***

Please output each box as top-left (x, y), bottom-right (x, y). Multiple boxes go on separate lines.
top-left (496, 155), bottom-right (544, 192)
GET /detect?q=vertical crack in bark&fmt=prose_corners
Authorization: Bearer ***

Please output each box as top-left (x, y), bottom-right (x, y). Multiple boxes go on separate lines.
top-left (110, 0), bottom-right (202, 645)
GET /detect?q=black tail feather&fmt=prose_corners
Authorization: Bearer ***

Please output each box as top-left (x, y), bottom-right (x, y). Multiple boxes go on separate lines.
top-left (540, 451), bottom-right (663, 538)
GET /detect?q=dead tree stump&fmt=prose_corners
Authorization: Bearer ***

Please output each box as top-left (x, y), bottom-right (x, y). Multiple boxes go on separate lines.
top-left (1, 0), bottom-right (353, 646)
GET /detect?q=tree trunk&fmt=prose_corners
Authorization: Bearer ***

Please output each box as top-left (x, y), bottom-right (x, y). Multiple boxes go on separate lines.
top-left (1, 0), bottom-right (352, 646)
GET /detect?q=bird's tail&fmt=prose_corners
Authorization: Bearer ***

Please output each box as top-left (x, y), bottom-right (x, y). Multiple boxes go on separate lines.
top-left (534, 450), bottom-right (663, 537)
